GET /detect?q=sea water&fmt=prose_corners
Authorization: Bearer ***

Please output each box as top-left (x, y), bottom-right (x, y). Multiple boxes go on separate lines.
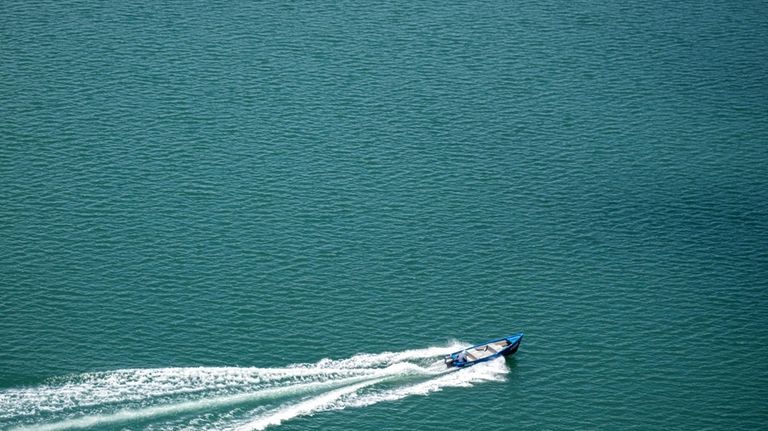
top-left (2, 1), bottom-right (767, 429)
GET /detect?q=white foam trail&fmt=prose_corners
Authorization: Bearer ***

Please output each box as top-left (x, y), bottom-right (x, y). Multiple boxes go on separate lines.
top-left (233, 379), bottom-right (385, 431)
top-left (344, 357), bottom-right (509, 407)
top-left (0, 366), bottom-right (405, 419)
top-left (313, 342), bottom-right (466, 369)
top-left (1, 341), bottom-right (509, 431)
top-left (7, 374), bottom-right (380, 431)
top-left (231, 358), bottom-right (508, 431)
top-left (2, 342), bottom-right (467, 420)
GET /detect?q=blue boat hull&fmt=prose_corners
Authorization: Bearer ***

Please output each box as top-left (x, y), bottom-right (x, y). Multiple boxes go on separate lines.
top-left (445, 333), bottom-right (523, 368)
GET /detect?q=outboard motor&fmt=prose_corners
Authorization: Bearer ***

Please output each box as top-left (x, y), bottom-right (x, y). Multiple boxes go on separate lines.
top-left (444, 355), bottom-right (455, 367)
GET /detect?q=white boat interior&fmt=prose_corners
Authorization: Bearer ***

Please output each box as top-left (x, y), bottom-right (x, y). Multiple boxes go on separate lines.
top-left (463, 340), bottom-right (510, 361)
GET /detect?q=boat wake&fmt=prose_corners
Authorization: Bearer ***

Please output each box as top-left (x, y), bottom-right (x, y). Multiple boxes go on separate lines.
top-left (0, 342), bottom-right (510, 431)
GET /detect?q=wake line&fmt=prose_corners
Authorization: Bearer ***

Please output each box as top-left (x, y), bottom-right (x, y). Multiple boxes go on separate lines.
top-left (8, 374), bottom-right (378, 431)
top-left (233, 358), bottom-right (508, 431)
top-left (1, 342), bottom-right (510, 431)
top-left (1, 366), bottom-right (392, 419)
top-left (234, 378), bottom-right (387, 431)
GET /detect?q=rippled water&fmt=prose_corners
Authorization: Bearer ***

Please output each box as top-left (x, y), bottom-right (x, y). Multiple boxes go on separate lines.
top-left (2, 1), bottom-right (767, 430)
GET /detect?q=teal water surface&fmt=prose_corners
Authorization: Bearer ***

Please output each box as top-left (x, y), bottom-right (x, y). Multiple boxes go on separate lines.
top-left (2, 1), bottom-right (767, 430)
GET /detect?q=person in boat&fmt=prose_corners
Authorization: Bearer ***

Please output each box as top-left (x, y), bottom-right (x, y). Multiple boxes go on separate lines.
top-left (457, 350), bottom-right (468, 362)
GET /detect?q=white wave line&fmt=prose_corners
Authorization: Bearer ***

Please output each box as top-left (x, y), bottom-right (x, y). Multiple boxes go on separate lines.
top-left (232, 378), bottom-right (385, 431)
top-left (344, 357), bottom-right (509, 408)
top-left (6, 374), bottom-right (378, 431)
top-left (0, 366), bottom-right (410, 418)
top-left (315, 342), bottom-right (466, 369)
top-left (2, 342), bottom-right (500, 431)
top-left (236, 357), bottom-right (509, 430)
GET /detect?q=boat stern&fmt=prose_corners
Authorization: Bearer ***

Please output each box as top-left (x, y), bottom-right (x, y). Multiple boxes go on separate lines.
top-left (444, 354), bottom-right (455, 367)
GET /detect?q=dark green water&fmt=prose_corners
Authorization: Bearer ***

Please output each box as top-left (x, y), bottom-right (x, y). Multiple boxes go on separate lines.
top-left (2, 1), bottom-right (767, 430)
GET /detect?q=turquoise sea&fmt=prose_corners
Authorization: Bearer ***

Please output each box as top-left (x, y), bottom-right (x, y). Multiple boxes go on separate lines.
top-left (2, 1), bottom-right (767, 430)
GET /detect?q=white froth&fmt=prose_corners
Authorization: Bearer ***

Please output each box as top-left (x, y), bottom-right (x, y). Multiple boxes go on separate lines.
top-left (1, 341), bottom-right (509, 431)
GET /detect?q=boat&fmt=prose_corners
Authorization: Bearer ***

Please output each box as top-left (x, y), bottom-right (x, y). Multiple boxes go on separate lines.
top-left (444, 332), bottom-right (523, 368)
